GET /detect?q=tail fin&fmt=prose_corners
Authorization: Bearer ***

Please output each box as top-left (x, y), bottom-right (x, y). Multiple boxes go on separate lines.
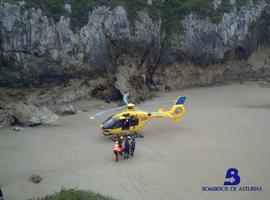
top-left (169, 96), bottom-right (186, 122)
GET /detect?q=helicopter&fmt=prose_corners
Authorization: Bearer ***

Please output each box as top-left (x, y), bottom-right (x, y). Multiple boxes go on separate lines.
top-left (90, 94), bottom-right (186, 137)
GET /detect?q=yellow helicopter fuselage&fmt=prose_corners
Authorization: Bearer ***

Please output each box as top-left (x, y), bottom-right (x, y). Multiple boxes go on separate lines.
top-left (100, 96), bottom-right (186, 136)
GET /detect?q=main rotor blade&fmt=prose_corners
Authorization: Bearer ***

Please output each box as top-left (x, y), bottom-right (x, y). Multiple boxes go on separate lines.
top-left (91, 105), bottom-right (127, 118)
top-left (133, 100), bottom-right (176, 114)
top-left (139, 99), bottom-right (175, 107)
top-left (123, 93), bottom-right (129, 105)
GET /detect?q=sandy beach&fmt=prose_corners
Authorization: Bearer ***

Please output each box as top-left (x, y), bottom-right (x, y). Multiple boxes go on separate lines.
top-left (0, 82), bottom-right (270, 200)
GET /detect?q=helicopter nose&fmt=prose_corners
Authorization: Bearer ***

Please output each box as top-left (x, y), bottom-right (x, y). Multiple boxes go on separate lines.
top-left (100, 125), bottom-right (110, 135)
top-left (100, 124), bottom-right (108, 131)
top-left (101, 125), bottom-right (105, 131)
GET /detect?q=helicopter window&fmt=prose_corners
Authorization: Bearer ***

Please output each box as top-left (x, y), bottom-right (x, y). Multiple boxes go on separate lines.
top-left (104, 115), bottom-right (113, 123)
top-left (103, 117), bottom-right (120, 129)
top-left (112, 120), bottom-right (121, 129)
top-left (122, 113), bottom-right (130, 117)
top-left (130, 118), bottom-right (139, 126)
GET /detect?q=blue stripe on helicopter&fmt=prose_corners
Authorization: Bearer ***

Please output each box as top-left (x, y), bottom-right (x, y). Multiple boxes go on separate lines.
top-left (176, 96), bottom-right (186, 105)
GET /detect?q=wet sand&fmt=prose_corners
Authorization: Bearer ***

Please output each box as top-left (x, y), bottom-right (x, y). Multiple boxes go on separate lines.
top-left (0, 82), bottom-right (270, 200)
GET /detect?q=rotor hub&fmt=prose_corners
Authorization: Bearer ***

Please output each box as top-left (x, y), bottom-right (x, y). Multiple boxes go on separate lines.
top-left (127, 103), bottom-right (135, 109)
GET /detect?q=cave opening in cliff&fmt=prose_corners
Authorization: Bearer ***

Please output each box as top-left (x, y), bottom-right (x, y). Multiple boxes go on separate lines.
top-left (91, 84), bottom-right (122, 102)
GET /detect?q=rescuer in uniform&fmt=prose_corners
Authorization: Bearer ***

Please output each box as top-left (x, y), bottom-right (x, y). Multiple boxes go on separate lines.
top-left (113, 141), bottom-right (121, 162)
top-left (124, 137), bottom-right (130, 159)
top-left (119, 136), bottom-right (124, 146)
top-left (130, 137), bottom-right (136, 156)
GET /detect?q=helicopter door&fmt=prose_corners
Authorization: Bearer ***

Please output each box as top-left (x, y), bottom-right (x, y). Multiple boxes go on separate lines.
top-left (121, 116), bottom-right (139, 131)
top-left (129, 117), bottom-right (139, 132)
top-left (122, 119), bottom-right (130, 130)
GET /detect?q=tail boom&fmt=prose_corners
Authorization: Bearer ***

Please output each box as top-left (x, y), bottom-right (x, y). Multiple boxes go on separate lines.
top-left (149, 96), bottom-right (186, 122)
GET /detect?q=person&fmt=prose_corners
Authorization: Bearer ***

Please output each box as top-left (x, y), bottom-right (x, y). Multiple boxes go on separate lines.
top-left (119, 136), bottom-right (124, 145)
top-left (113, 141), bottom-right (121, 162)
top-left (124, 137), bottom-right (130, 159)
top-left (130, 137), bottom-right (136, 156)
top-left (0, 184), bottom-right (3, 200)
top-left (118, 136), bottom-right (123, 156)
top-left (123, 119), bottom-right (129, 130)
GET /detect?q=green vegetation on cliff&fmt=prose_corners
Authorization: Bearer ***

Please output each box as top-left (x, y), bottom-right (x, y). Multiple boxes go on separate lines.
top-left (3, 0), bottom-right (256, 24)
top-left (1, 0), bottom-right (260, 31)
top-left (35, 188), bottom-right (114, 200)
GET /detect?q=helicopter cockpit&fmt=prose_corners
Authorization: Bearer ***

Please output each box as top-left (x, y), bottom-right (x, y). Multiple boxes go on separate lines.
top-left (102, 116), bottom-right (122, 129)
top-left (102, 114), bottom-right (139, 131)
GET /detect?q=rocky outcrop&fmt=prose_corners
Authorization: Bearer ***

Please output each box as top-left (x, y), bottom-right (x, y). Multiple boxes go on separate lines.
top-left (0, 2), bottom-right (160, 101)
top-left (0, 0), bottom-right (270, 107)
top-left (114, 65), bottom-right (153, 102)
top-left (0, 102), bottom-right (15, 127)
top-left (56, 105), bottom-right (77, 115)
top-left (153, 47), bottom-right (270, 89)
top-left (10, 102), bottom-right (59, 126)
top-left (151, 0), bottom-right (270, 89)
top-left (181, 0), bottom-right (267, 66)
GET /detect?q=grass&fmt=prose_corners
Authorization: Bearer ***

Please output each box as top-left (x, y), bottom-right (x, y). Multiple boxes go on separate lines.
top-left (35, 188), bottom-right (115, 200)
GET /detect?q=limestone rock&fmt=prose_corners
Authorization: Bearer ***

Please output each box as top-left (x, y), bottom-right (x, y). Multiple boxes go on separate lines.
top-left (29, 175), bottom-right (42, 184)
top-left (56, 105), bottom-right (77, 115)
top-left (0, 1), bottom-right (270, 103)
top-left (0, 102), bottom-right (15, 127)
top-left (182, 0), bottom-right (267, 66)
top-left (13, 126), bottom-right (24, 131)
top-left (10, 102), bottom-right (59, 126)
top-left (115, 65), bottom-right (152, 102)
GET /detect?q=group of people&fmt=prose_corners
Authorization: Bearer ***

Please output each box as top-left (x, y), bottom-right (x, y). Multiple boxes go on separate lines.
top-left (113, 135), bottom-right (136, 162)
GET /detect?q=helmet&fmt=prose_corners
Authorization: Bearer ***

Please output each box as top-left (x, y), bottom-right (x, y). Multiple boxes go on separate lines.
top-left (115, 141), bottom-right (118, 144)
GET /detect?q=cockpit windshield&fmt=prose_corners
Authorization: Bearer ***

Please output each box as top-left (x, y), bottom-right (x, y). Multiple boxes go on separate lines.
top-left (102, 116), bottom-right (121, 129)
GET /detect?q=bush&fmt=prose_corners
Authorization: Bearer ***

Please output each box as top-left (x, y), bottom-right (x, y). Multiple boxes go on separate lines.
top-left (35, 188), bottom-right (115, 200)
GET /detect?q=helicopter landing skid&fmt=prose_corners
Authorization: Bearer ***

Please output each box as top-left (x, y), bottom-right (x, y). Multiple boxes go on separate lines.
top-left (128, 132), bottom-right (144, 138)
top-left (134, 134), bottom-right (144, 138)
top-left (111, 133), bottom-right (144, 141)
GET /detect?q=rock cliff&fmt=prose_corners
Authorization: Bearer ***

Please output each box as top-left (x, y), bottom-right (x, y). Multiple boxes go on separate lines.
top-left (0, 0), bottom-right (270, 116)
